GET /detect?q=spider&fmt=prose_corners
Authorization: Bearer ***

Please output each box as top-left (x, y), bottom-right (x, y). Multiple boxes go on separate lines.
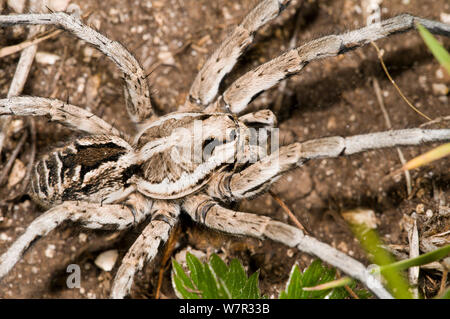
top-left (0, 0), bottom-right (449, 299)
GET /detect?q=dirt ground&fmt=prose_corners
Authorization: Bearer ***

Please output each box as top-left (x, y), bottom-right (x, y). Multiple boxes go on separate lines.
top-left (0, 0), bottom-right (449, 299)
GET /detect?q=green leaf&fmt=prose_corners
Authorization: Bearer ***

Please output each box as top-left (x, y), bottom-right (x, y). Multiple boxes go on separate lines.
top-left (241, 271), bottom-right (260, 299)
top-left (279, 263), bottom-right (302, 299)
top-left (437, 287), bottom-right (450, 299)
top-left (377, 244), bottom-right (450, 274)
top-left (350, 224), bottom-right (413, 299)
top-left (171, 259), bottom-right (200, 299)
top-left (171, 253), bottom-right (261, 299)
top-left (172, 253), bottom-right (368, 299)
top-left (186, 252), bottom-right (203, 287)
top-left (417, 23), bottom-right (450, 74)
top-left (225, 259), bottom-right (248, 297)
top-left (209, 253), bottom-right (228, 278)
top-left (279, 260), bottom-right (359, 299)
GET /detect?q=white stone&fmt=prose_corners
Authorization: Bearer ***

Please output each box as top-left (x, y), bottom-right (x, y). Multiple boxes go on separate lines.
top-left (441, 13), bottom-right (450, 25)
top-left (7, 0), bottom-right (26, 13)
top-left (78, 233), bottom-right (87, 243)
top-left (0, 233), bottom-right (11, 241)
top-left (94, 250), bottom-right (119, 272)
top-left (158, 50), bottom-right (175, 66)
top-left (35, 52), bottom-right (60, 65)
top-left (432, 83), bottom-right (449, 96)
top-left (44, 0), bottom-right (71, 12)
top-left (45, 244), bottom-right (56, 258)
top-left (342, 208), bottom-right (378, 229)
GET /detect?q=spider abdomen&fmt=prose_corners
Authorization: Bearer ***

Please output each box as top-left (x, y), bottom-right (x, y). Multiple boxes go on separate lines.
top-left (30, 135), bottom-right (137, 207)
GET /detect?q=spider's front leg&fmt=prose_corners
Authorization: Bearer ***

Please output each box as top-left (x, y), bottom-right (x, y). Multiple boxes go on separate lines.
top-left (208, 128), bottom-right (450, 201)
top-left (0, 193), bottom-right (153, 281)
top-left (209, 14), bottom-right (450, 114)
top-left (184, 0), bottom-right (292, 111)
top-left (0, 96), bottom-right (125, 138)
top-left (182, 193), bottom-right (393, 299)
top-left (110, 201), bottom-right (180, 299)
top-left (0, 12), bottom-right (153, 123)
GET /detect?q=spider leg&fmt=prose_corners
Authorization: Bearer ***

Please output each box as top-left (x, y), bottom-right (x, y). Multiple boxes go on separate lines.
top-left (183, 0), bottom-right (292, 111)
top-left (239, 109), bottom-right (277, 128)
top-left (0, 193), bottom-right (153, 281)
top-left (205, 14), bottom-right (450, 114)
top-left (0, 12), bottom-right (153, 123)
top-left (0, 96), bottom-right (125, 138)
top-left (208, 128), bottom-right (450, 201)
top-left (110, 201), bottom-right (180, 299)
top-left (182, 193), bottom-right (393, 299)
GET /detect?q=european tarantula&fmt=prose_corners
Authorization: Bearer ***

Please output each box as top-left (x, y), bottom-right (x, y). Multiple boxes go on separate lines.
top-left (0, 0), bottom-right (449, 299)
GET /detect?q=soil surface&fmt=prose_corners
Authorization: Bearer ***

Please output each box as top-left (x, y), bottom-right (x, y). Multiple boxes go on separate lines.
top-left (0, 0), bottom-right (449, 299)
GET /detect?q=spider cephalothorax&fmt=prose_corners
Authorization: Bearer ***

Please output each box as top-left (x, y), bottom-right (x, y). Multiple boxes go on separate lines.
top-left (0, 0), bottom-right (449, 299)
top-left (132, 112), bottom-right (272, 199)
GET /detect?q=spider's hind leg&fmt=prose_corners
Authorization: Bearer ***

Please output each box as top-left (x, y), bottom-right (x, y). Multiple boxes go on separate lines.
top-left (0, 193), bottom-right (153, 282)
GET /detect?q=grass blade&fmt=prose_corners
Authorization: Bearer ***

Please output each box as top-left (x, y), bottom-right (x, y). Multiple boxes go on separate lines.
top-left (402, 143), bottom-right (450, 171)
top-left (417, 23), bottom-right (450, 74)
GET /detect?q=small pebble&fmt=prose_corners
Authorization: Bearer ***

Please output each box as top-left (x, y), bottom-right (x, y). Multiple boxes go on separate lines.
top-left (441, 13), bottom-right (450, 24)
top-left (78, 233), bottom-right (87, 243)
top-left (342, 208), bottom-right (378, 229)
top-left (425, 210), bottom-right (433, 218)
top-left (45, 244), bottom-right (56, 258)
top-left (327, 116), bottom-right (337, 130)
top-left (286, 249), bottom-right (294, 258)
top-left (7, 0), bottom-right (25, 13)
top-left (432, 83), bottom-right (449, 96)
top-left (45, 0), bottom-right (71, 11)
top-left (158, 50), bottom-right (175, 65)
top-left (95, 250), bottom-right (119, 272)
top-left (35, 52), bottom-right (60, 65)
top-left (0, 233), bottom-right (11, 241)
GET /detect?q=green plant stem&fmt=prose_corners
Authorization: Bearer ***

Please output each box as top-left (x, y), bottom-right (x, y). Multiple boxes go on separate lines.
top-left (376, 245), bottom-right (450, 274)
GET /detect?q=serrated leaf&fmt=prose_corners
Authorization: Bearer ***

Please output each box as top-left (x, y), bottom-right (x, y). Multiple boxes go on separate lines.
top-left (172, 254), bottom-right (364, 300)
top-left (186, 252), bottom-right (204, 287)
top-left (301, 260), bottom-right (335, 299)
top-left (225, 259), bottom-right (248, 297)
top-left (171, 259), bottom-right (200, 299)
top-left (241, 271), bottom-right (261, 299)
top-left (201, 262), bottom-right (220, 298)
top-left (171, 253), bottom-right (262, 299)
top-left (279, 260), bottom-right (366, 299)
top-left (209, 254), bottom-right (228, 279)
top-left (279, 263), bottom-right (301, 299)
